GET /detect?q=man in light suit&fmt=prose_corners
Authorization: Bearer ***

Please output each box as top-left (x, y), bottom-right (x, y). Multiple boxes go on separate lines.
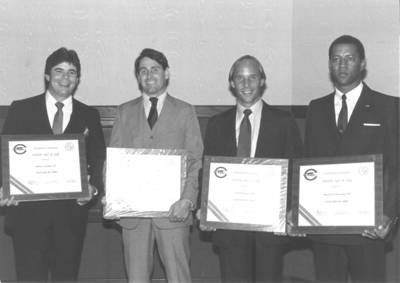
top-left (202, 55), bottom-right (302, 282)
top-left (304, 35), bottom-right (399, 282)
top-left (109, 48), bottom-right (203, 282)
top-left (0, 47), bottom-right (106, 281)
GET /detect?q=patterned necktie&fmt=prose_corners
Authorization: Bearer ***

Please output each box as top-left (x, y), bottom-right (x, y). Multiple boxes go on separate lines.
top-left (237, 109), bottom-right (252, 157)
top-left (337, 94), bottom-right (348, 134)
top-left (52, 102), bottom-right (64, 134)
top-left (148, 97), bottom-right (158, 129)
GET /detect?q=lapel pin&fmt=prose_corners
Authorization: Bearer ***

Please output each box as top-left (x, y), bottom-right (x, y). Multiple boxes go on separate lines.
top-left (83, 127), bottom-right (89, 137)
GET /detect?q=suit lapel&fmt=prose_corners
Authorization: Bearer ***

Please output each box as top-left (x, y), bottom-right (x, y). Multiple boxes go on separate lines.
top-left (224, 107), bottom-right (237, 156)
top-left (255, 103), bottom-right (272, 156)
top-left (325, 93), bottom-right (342, 141)
top-left (65, 99), bottom-right (84, 133)
top-left (336, 85), bottom-right (373, 152)
top-left (342, 85), bottom-right (371, 137)
top-left (37, 94), bottom-right (54, 134)
top-left (155, 94), bottom-right (173, 130)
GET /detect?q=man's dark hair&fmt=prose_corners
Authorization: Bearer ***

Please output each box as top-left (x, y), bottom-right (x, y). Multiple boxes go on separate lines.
top-left (329, 35), bottom-right (365, 61)
top-left (228, 55), bottom-right (266, 83)
top-left (45, 47), bottom-right (81, 77)
top-left (134, 48), bottom-right (169, 76)
top-left (44, 47), bottom-right (80, 89)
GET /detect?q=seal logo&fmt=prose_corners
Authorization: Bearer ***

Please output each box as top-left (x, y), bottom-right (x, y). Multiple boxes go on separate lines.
top-left (214, 166), bottom-right (227, 178)
top-left (64, 142), bottom-right (74, 151)
top-left (13, 144), bottom-right (26, 154)
top-left (358, 166), bottom-right (368, 176)
top-left (304, 168), bottom-right (317, 181)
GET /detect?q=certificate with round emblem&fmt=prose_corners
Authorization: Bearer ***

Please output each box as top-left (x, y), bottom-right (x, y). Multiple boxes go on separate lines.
top-left (1, 134), bottom-right (89, 201)
top-left (290, 154), bottom-right (383, 234)
top-left (200, 156), bottom-right (289, 232)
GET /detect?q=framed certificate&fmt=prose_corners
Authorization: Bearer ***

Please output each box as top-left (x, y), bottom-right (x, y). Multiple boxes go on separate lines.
top-left (1, 134), bottom-right (89, 201)
top-left (103, 148), bottom-right (187, 219)
top-left (200, 156), bottom-right (289, 232)
top-left (290, 154), bottom-right (383, 234)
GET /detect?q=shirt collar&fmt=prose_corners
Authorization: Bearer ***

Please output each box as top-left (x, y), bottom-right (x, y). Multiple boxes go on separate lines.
top-left (142, 91), bottom-right (167, 104)
top-left (335, 82), bottom-right (363, 100)
top-left (45, 90), bottom-right (73, 109)
top-left (236, 99), bottom-right (263, 118)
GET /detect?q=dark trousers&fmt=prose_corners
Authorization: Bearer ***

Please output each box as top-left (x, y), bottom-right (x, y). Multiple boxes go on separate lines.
top-left (7, 202), bottom-right (87, 282)
top-left (215, 230), bottom-right (286, 283)
top-left (313, 241), bottom-right (385, 283)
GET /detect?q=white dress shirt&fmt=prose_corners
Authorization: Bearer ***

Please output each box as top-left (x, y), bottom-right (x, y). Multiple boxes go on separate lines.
top-left (235, 99), bottom-right (263, 157)
top-left (142, 92), bottom-right (167, 118)
top-left (334, 82), bottom-right (363, 125)
top-left (46, 91), bottom-right (73, 133)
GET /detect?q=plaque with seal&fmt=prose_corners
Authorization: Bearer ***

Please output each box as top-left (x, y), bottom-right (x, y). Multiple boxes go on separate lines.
top-left (290, 154), bottom-right (383, 234)
top-left (200, 156), bottom-right (289, 232)
top-left (1, 134), bottom-right (89, 201)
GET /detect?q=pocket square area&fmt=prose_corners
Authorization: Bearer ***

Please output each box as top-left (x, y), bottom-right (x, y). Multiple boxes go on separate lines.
top-left (363, 123), bottom-right (381, 126)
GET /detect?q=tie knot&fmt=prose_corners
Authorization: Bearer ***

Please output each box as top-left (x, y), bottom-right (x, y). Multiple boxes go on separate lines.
top-left (342, 94), bottom-right (347, 101)
top-left (243, 109), bottom-right (252, 117)
top-left (55, 102), bottom-right (64, 110)
top-left (149, 97), bottom-right (158, 106)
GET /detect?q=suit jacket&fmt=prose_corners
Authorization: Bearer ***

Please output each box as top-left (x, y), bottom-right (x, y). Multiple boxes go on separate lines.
top-left (204, 101), bottom-right (303, 246)
top-left (304, 83), bottom-right (399, 245)
top-left (2, 93), bottom-right (106, 232)
top-left (109, 94), bottom-right (203, 230)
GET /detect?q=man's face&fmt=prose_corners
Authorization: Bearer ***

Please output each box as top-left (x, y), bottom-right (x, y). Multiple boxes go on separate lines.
top-left (230, 59), bottom-right (265, 108)
top-left (329, 43), bottom-right (366, 93)
top-left (45, 62), bottom-right (79, 101)
top-left (137, 57), bottom-right (169, 97)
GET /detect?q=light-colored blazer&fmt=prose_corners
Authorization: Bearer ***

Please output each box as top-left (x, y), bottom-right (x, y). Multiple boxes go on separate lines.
top-left (109, 94), bottom-right (204, 229)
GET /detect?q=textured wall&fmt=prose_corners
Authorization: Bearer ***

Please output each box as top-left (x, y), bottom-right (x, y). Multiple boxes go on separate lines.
top-left (0, 0), bottom-right (398, 106)
top-left (292, 0), bottom-right (399, 103)
top-left (0, 0), bottom-right (292, 105)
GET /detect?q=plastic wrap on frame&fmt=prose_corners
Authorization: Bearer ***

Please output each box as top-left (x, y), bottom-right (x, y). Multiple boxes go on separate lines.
top-left (103, 148), bottom-right (187, 219)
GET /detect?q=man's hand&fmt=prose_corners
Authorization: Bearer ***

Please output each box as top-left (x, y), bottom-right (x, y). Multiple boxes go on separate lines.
top-left (362, 215), bottom-right (396, 240)
top-left (168, 199), bottom-right (192, 222)
top-left (195, 209), bottom-right (216, 232)
top-left (0, 187), bottom-right (19, 206)
top-left (77, 181), bottom-right (98, 206)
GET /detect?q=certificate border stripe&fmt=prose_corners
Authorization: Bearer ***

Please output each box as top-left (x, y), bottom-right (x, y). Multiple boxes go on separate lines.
top-left (208, 200), bottom-right (229, 222)
top-left (10, 175), bottom-right (34, 194)
top-left (299, 204), bottom-right (321, 226)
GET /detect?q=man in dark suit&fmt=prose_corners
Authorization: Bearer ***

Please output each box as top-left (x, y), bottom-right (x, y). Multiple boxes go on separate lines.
top-left (202, 55), bottom-right (302, 282)
top-left (304, 35), bottom-right (399, 282)
top-left (0, 47), bottom-right (106, 281)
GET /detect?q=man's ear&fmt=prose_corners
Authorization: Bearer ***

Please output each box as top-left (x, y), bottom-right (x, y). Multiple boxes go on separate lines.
top-left (165, 68), bottom-right (170, 80)
top-left (45, 74), bottom-right (50, 82)
top-left (361, 59), bottom-right (366, 71)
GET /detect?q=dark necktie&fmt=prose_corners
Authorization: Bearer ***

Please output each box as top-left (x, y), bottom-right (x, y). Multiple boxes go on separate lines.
top-left (52, 102), bottom-right (64, 134)
top-left (337, 94), bottom-right (348, 134)
top-left (237, 109), bottom-right (252, 157)
top-left (148, 97), bottom-right (158, 129)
